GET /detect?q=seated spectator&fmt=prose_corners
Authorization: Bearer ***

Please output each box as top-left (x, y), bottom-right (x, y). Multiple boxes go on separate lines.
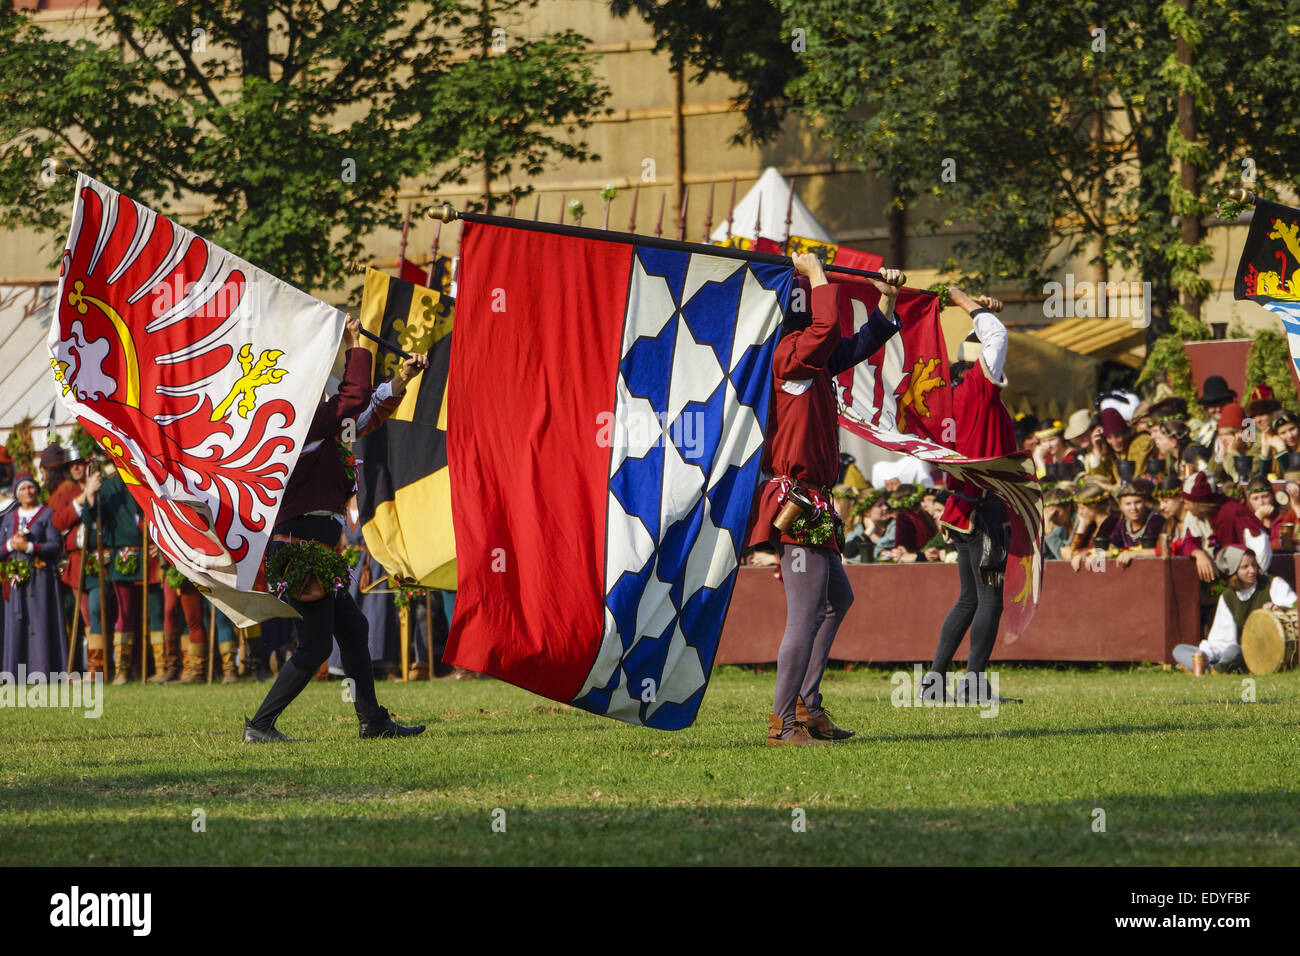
top-left (1182, 471), bottom-right (1271, 570)
top-left (1192, 375), bottom-right (1236, 447)
top-left (1103, 480), bottom-right (1164, 567)
top-left (1246, 477), bottom-right (1279, 535)
top-left (1263, 409), bottom-right (1300, 459)
top-left (1182, 441), bottom-right (1212, 480)
top-left (1042, 486), bottom-right (1075, 560)
top-left (844, 488), bottom-right (888, 563)
top-left (1171, 546), bottom-right (1296, 674)
top-left (1270, 480), bottom-right (1300, 553)
top-left (1150, 419), bottom-right (1191, 478)
top-left (1014, 414), bottom-right (1040, 454)
top-left (1032, 421), bottom-right (1077, 479)
top-left (1066, 483), bottom-right (1119, 569)
top-left (1210, 402), bottom-right (1258, 486)
top-left (1153, 476), bottom-right (1217, 581)
top-left (1063, 409), bottom-right (1093, 457)
top-left (878, 484), bottom-right (938, 563)
top-left (1243, 386), bottom-right (1282, 456)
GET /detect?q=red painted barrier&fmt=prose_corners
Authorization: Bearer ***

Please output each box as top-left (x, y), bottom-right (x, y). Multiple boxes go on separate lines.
top-left (717, 556), bottom-right (1224, 665)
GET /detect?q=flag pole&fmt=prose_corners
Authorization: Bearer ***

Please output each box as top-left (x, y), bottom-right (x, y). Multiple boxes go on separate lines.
top-left (703, 182), bottom-right (715, 243)
top-left (427, 220), bottom-right (442, 287)
top-left (424, 203), bottom-right (912, 288)
top-left (783, 179), bottom-right (795, 252)
top-left (1226, 188), bottom-right (1256, 205)
top-left (627, 184), bottom-right (640, 233)
top-left (397, 201), bottom-right (412, 265)
top-left (654, 194), bottom-right (665, 238)
top-left (725, 177), bottom-right (737, 241)
top-left (676, 185), bottom-right (689, 242)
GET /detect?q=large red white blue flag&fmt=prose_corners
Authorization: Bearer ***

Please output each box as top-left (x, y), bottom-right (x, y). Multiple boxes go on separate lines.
top-left (823, 276), bottom-right (1043, 641)
top-left (445, 222), bottom-right (793, 728)
top-left (47, 175), bottom-right (345, 624)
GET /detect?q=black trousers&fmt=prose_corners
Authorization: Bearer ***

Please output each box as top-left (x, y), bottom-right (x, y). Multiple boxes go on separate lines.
top-left (931, 526), bottom-right (1004, 677)
top-left (250, 518), bottom-right (386, 730)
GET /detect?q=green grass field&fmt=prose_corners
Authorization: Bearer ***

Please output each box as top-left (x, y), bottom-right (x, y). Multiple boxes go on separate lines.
top-left (1, 665), bottom-right (1296, 866)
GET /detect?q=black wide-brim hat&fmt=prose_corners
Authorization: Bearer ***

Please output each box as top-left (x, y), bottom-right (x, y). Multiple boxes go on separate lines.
top-left (1198, 375), bottom-right (1237, 407)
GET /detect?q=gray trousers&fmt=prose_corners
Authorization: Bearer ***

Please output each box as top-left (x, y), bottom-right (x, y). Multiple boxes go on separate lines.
top-left (773, 544), bottom-right (854, 727)
top-left (1172, 642), bottom-right (1245, 673)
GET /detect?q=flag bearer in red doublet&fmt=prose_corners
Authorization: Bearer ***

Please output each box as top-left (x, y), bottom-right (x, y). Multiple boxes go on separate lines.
top-left (749, 255), bottom-right (904, 745)
top-left (925, 288), bottom-right (1014, 704)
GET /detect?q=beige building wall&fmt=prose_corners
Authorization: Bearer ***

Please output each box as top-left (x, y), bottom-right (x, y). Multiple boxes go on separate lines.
top-left (0, 0), bottom-right (1287, 344)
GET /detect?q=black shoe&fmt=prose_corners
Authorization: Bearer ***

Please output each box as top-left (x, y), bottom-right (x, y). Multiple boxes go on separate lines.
top-left (916, 671), bottom-right (955, 704)
top-left (242, 717), bottom-right (301, 743)
top-left (359, 716), bottom-right (426, 739)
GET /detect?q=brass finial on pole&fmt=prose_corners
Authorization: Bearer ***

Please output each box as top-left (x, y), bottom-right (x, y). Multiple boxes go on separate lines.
top-left (425, 202), bottom-right (460, 224)
top-left (1226, 187), bottom-right (1256, 205)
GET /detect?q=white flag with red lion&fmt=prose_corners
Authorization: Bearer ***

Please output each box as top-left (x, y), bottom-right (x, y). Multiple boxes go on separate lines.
top-left (47, 174), bottom-right (345, 625)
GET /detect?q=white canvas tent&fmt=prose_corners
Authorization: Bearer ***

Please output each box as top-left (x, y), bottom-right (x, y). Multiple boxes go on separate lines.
top-left (0, 283), bottom-right (75, 446)
top-left (708, 167), bottom-right (834, 245)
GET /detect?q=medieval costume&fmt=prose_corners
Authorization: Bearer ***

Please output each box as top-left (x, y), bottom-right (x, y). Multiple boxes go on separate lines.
top-left (244, 345), bottom-right (423, 742)
top-left (749, 275), bottom-right (902, 744)
top-left (328, 502), bottom-right (400, 677)
top-left (928, 300), bottom-right (1015, 703)
top-left (1, 475), bottom-right (66, 678)
top-left (1172, 545), bottom-right (1296, 673)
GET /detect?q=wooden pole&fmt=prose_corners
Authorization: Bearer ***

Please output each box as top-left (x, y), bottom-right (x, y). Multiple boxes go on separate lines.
top-left (753, 193), bottom-right (763, 244)
top-left (508, 195), bottom-right (518, 218)
top-left (783, 178), bottom-right (795, 251)
top-left (206, 602), bottom-right (216, 684)
top-left (425, 591), bottom-right (434, 680)
top-left (400, 598), bottom-right (411, 682)
top-left (726, 177), bottom-right (737, 241)
top-left (140, 524), bottom-right (148, 683)
top-left (703, 182), bottom-right (715, 243)
top-left (602, 195), bottom-right (611, 231)
top-left (533, 195), bottom-right (541, 220)
top-left (427, 220), bottom-right (442, 287)
top-left (654, 193), bottom-right (665, 238)
top-left (627, 183), bottom-right (640, 233)
top-left (671, 65), bottom-right (686, 214)
top-left (557, 194), bottom-right (566, 224)
top-left (397, 201), bottom-right (412, 265)
top-left (677, 185), bottom-right (689, 241)
top-left (67, 527), bottom-right (87, 672)
top-left (95, 500), bottom-right (108, 654)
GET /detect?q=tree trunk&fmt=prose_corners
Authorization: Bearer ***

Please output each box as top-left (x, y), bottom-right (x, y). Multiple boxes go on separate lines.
top-left (1177, 0), bottom-right (1201, 319)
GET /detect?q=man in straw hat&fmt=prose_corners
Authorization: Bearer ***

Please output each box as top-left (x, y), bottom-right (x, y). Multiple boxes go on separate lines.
top-left (1171, 545), bottom-right (1294, 675)
top-left (749, 255), bottom-right (905, 745)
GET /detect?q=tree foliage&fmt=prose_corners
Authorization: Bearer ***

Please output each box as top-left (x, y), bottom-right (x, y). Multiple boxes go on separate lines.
top-left (0, 0), bottom-right (609, 289)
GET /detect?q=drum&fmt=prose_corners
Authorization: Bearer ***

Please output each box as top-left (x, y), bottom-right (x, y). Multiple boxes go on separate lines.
top-left (1240, 608), bottom-right (1299, 674)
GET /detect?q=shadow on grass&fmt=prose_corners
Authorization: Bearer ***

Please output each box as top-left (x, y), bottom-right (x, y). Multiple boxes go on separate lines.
top-left (2, 789), bottom-right (1298, 866)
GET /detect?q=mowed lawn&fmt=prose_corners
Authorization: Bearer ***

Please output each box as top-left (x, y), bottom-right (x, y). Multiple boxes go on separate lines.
top-left (1, 666), bottom-right (1297, 866)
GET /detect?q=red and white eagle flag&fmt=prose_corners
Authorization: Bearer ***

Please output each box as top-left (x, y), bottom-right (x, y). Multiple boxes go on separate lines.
top-left (47, 175), bottom-right (345, 625)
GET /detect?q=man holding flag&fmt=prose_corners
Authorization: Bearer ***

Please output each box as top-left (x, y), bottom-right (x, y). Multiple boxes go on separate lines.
top-left (243, 317), bottom-right (429, 742)
top-left (750, 253), bottom-right (904, 745)
top-left (924, 287), bottom-right (1016, 705)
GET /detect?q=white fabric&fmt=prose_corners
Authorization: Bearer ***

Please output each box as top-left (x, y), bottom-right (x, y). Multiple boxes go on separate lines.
top-left (970, 308), bottom-right (1008, 385)
top-left (707, 167), bottom-right (834, 244)
top-left (49, 173), bottom-right (345, 624)
top-left (1202, 576), bottom-right (1298, 661)
top-left (780, 379), bottom-right (812, 396)
top-left (1100, 390), bottom-right (1140, 422)
top-left (871, 455), bottom-right (934, 488)
top-left (1243, 527), bottom-right (1272, 571)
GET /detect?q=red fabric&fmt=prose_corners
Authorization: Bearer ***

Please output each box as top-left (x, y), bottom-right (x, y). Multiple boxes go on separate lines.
top-left (1209, 499), bottom-right (1265, 550)
top-left (399, 258), bottom-right (427, 285)
top-left (748, 283), bottom-right (844, 550)
top-left (831, 275), bottom-right (951, 443)
top-left (893, 508), bottom-right (937, 553)
top-left (939, 359), bottom-right (1015, 532)
top-left (47, 479), bottom-right (83, 587)
top-left (754, 237), bottom-right (783, 254)
top-left (444, 222), bottom-right (629, 702)
top-left (278, 349), bottom-right (400, 522)
top-left (832, 245), bottom-right (885, 272)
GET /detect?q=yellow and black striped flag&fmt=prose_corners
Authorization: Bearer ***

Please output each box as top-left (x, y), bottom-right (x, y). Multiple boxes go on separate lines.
top-left (355, 267), bottom-right (456, 589)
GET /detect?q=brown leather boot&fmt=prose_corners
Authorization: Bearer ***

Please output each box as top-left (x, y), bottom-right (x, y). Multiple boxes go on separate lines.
top-left (219, 643), bottom-right (239, 684)
top-left (180, 642), bottom-right (207, 684)
top-left (797, 696), bottom-right (855, 740)
top-left (765, 713), bottom-right (832, 746)
top-left (112, 637), bottom-right (134, 686)
top-left (147, 634), bottom-right (171, 684)
top-left (86, 637), bottom-right (107, 679)
top-left (160, 634), bottom-right (182, 683)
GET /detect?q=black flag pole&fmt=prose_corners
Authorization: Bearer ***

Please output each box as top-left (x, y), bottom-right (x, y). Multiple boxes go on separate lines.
top-left (426, 202), bottom-right (917, 291)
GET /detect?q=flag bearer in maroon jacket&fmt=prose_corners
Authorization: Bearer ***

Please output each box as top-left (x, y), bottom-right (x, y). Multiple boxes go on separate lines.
top-left (749, 255), bottom-right (904, 745)
top-left (243, 316), bottom-right (428, 742)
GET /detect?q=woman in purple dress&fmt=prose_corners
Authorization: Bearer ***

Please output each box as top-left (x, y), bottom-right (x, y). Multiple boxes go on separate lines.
top-left (1, 474), bottom-right (67, 678)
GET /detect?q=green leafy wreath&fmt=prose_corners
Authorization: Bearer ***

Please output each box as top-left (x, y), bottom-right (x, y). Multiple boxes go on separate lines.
top-left (790, 509), bottom-right (840, 547)
top-left (266, 541), bottom-right (350, 601)
top-left (392, 578), bottom-right (425, 610)
top-left (165, 565), bottom-right (187, 592)
top-left (114, 548), bottom-right (139, 576)
top-left (3, 558), bottom-right (32, 587)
